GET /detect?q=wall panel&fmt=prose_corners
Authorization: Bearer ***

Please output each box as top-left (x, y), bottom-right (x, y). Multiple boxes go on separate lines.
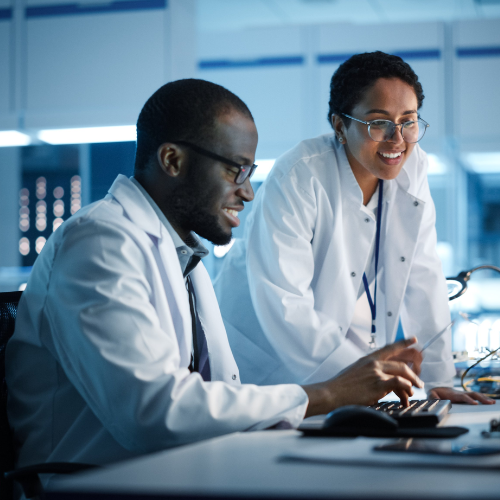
top-left (197, 26), bottom-right (306, 159)
top-left (25, 6), bottom-right (167, 128)
top-left (454, 19), bottom-right (500, 151)
top-left (0, 7), bottom-right (13, 129)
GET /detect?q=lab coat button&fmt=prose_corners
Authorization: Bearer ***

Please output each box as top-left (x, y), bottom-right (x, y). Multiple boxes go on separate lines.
top-left (387, 311), bottom-right (392, 317)
top-left (364, 218), bottom-right (370, 223)
top-left (351, 272), bottom-right (356, 277)
top-left (339, 326), bottom-right (343, 332)
top-left (400, 256), bottom-right (405, 262)
top-left (181, 250), bottom-right (188, 255)
top-left (232, 374), bottom-right (237, 380)
top-left (414, 201), bottom-right (419, 207)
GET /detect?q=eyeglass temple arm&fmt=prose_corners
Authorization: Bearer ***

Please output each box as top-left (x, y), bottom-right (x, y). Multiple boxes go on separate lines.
top-left (342, 114), bottom-right (367, 125)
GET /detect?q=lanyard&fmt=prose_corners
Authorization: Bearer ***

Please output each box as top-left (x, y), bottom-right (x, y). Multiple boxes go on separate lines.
top-left (363, 179), bottom-right (383, 350)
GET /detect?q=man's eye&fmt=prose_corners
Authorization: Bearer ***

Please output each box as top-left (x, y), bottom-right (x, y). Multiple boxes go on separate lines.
top-left (225, 165), bottom-right (240, 175)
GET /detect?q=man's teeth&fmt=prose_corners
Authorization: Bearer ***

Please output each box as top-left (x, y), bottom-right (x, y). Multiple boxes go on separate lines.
top-left (380, 151), bottom-right (402, 158)
top-left (223, 208), bottom-right (238, 218)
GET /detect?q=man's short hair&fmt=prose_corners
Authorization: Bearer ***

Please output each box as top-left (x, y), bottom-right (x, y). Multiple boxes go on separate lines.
top-left (327, 51), bottom-right (425, 128)
top-left (135, 79), bottom-right (254, 172)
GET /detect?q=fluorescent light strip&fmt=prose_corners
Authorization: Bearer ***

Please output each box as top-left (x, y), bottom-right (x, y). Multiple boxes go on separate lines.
top-left (38, 125), bottom-right (136, 145)
top-left (0, 131), bottom-right (31, 147)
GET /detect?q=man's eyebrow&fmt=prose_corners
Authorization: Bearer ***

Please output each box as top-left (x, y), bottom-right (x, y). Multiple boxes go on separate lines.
top-left (234, 155), bottom-right (253, 165)
top-left (365, 109), bottom-right (418, 116)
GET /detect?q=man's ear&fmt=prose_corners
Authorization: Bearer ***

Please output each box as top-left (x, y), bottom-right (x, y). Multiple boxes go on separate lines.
top-left (157, 143), bottom-right (186, 178)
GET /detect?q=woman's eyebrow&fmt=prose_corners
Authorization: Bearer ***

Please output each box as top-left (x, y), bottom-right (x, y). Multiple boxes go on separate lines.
top-left (365, 108), bottom-right (418, 116)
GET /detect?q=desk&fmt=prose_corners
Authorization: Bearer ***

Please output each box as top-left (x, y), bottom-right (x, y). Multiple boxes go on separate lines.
top-left (47, 404), bottom-right (500, 500)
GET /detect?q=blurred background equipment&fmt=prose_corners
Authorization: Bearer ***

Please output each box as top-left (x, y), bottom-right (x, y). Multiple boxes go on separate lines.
top-left (448, 265), bottom-right (500, 397)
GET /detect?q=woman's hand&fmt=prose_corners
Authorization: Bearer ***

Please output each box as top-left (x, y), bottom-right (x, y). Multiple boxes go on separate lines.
top-left (428, 386), bottom-right (496, 405)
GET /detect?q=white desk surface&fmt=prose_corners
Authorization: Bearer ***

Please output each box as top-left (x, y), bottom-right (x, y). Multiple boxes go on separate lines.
top-left (47, 404), bottom-right (500, 500)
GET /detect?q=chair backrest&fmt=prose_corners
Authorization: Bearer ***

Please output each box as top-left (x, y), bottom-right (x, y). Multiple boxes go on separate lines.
top-left (0, 291), bottom-right (23, 498)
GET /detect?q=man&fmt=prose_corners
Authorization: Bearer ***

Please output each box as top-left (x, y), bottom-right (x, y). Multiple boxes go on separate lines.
top-left (6, 79), bottom-right (422, 473)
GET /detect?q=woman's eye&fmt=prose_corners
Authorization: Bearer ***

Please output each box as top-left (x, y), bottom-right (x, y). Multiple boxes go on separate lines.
top-left (370, 120), bottom-right (389, 128)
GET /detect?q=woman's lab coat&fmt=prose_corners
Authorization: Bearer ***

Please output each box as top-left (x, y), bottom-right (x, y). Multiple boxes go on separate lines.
top-left (215, 135), bottom-right (455, 389)
top-left (6, 175), bottom-right (307, 470)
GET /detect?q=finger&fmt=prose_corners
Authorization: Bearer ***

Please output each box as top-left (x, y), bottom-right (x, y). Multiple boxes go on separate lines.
top-left (396, 348), bottom-right (423, 365)
top-left (390, 348), bottom-right (423, 376)
top-left (428, 389), bottom-right (439, 400)
top-left (455, 394), bottom-right (479, 405)
top-left (372, 337), bottom-right (418, 361)
top-left (381, 376), bottom-right (413, 407)
top-left (378, 360), bottom-right (424, 388)
top-left (467, 391), bottom-right (496, 405)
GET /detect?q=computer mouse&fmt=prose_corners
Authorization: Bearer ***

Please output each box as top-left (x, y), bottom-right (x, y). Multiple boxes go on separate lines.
top-left (323, 405), bottom-right (398, 432)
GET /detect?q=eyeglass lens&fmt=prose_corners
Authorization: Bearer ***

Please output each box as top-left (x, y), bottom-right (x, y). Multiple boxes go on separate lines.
top-left (235, 164), bottom-right (256, 184)
top-left (368, 119), bottom-right (427, 143)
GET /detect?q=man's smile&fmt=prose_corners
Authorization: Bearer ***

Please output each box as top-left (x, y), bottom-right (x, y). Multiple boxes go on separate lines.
top-left (222, 207), bottom-right (242, 227)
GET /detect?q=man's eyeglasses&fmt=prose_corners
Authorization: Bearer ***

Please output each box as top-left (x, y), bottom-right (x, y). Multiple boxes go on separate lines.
top-left (342, 114), bottom-right (429, 143)
top-left (175, 140), bottom-right (257, 185)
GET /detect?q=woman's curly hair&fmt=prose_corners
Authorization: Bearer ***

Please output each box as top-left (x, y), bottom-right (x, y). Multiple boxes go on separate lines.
top-left (327, 51), bottom-right (424, 128)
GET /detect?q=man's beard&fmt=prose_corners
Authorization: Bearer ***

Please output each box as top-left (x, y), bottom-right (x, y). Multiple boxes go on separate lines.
top-left (165, 167), bottom-right (232, 246)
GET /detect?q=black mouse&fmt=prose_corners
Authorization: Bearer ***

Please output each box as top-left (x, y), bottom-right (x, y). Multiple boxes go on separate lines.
top-left (323, 405), bottom-right (399, 432)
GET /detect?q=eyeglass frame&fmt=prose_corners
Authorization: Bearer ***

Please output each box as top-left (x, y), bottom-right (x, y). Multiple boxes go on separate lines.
top-left (174, 140), bottom-right (258, 185)
top-left (341, 113), bottom-right (430, 144)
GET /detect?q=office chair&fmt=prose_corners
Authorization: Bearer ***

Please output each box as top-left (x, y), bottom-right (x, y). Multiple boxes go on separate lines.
top-left (0, 290), bottom-right (96, 500)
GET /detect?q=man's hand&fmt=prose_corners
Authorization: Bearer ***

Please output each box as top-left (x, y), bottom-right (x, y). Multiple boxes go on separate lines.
top-left (387, 344), bottom-right (423, 376)
top-left (428, 386), bottom-right (496, 405)
top-left (301, 338), bottom-right (424, 418)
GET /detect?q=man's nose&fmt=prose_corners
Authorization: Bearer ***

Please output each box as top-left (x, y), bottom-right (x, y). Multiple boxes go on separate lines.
top-left (236, 177), bottom-right (254, 202)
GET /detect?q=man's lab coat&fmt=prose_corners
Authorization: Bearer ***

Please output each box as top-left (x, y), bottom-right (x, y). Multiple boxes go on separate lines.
top-left (6, 175), bottom-right (307, 471)
top-left (215, 135), bottom-right (455, 389)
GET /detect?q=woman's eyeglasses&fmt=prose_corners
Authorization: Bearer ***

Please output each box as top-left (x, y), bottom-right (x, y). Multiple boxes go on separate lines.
top-left (342, 114), bottom-right (429, 144)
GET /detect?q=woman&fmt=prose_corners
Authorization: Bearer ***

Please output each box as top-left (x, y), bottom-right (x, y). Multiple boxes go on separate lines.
top-left (215, 51), bottom-right (491, 404)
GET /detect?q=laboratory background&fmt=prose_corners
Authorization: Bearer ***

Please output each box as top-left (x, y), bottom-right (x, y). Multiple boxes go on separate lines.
top-left (0, 0), bottom-right (500, 360)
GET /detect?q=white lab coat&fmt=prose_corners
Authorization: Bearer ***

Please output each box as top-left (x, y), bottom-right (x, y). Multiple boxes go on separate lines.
top-left (215, 134), bottom-right (455, 389)
top-left (6, 175), bottom-right (307, 472)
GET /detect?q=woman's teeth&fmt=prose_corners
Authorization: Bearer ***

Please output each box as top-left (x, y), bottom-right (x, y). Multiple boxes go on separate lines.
top-left (223, 208), bottom-right (238, 218)
top-left (380, 151), bottom-right (402, 158)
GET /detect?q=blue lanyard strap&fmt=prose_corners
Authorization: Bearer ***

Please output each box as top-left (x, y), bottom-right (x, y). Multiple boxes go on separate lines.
top-left (363, 179), bottom-right (384, 338)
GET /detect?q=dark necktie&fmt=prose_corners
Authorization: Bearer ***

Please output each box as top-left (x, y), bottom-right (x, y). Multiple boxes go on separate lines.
top-left (186, 275), bottom-right (211, 381)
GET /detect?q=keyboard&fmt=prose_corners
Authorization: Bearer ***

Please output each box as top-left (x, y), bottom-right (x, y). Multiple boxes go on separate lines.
top-left (369, 399), bottom-right (451, 428)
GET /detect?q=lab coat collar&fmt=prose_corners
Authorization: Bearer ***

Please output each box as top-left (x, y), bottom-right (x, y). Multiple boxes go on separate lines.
top-left (334, 138), bottom-right (394, 208)
top-left (396, 162), bottom-right (411, 193)
top-left (335, 138), bottom-right (364, 207)
top-left (108, 175), bottom-right (163, 239)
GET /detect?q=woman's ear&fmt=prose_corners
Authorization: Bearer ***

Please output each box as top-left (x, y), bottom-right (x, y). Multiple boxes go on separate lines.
top-left (157, 143), bottom-right (185, 177)
top-left (331, 115), bottom-right (346, 144)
